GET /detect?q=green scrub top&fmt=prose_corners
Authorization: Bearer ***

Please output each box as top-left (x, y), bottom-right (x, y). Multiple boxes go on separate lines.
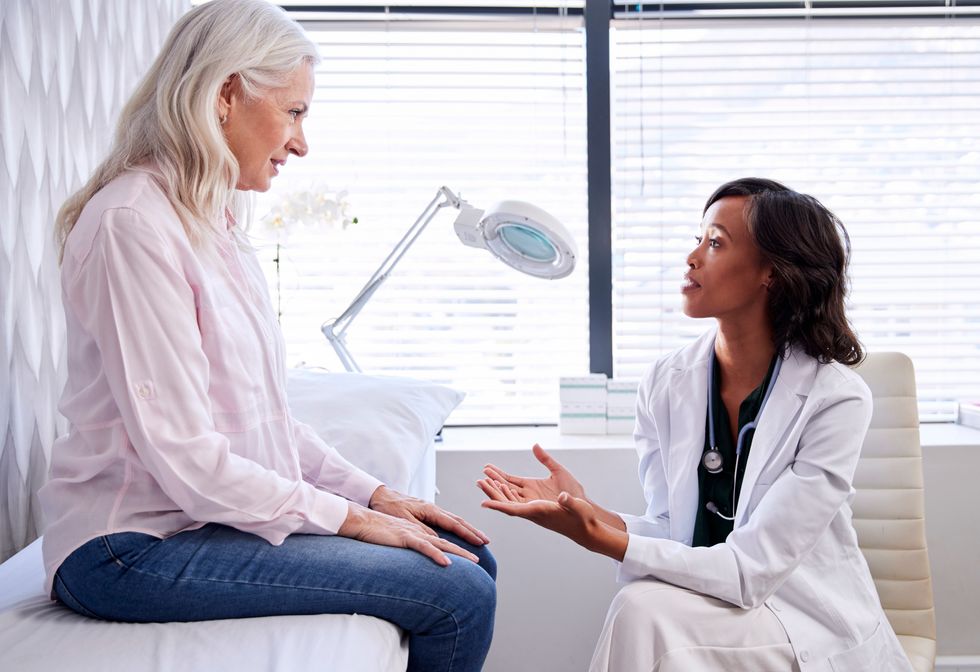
top-left (692, 353), bottom-right (779, 547)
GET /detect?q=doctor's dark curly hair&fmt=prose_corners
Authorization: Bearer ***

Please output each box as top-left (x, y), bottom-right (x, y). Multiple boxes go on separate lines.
top-left (704, 178), bottom-right (864, 366)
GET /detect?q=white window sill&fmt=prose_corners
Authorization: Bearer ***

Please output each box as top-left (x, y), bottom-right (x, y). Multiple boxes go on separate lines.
top-left (439, 422), bottom-right (980, 452)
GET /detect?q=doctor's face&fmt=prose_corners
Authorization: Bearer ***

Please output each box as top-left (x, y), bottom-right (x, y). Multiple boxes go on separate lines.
top-left (681, 196), bottom-right (772, 320)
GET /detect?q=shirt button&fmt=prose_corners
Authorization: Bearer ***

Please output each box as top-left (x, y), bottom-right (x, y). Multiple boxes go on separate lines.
top-left (136, 383), bottom-right (151, 399)
top-left (800, 650), bottom-right (810, 663)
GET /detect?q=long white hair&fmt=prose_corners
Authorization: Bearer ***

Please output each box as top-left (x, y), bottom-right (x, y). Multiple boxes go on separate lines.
top-left (56, 0), bottom-right (320, 260)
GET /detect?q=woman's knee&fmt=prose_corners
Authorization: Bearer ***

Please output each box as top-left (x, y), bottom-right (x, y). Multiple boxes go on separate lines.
top-left (461, 558), bottom-right (497, 609)
top-left (472, 544), bottom-right (497, 581)
top-left (444, 558), bottom-right (497, 625)
top-left (437, 529), bottom-right (497, 582)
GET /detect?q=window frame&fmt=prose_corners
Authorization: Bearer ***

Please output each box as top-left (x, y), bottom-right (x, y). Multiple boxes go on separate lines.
top-left (284, 1), bottom-right (977, 424)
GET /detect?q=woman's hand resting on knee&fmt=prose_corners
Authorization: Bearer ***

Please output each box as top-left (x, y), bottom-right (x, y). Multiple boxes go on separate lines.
top-left (338, 499), bottom-right (481, 566)
top-left (368, 485), bottom-right (490, 547)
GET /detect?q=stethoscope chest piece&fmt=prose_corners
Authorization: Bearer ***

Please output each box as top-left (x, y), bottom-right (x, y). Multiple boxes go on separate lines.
top-left (701, 341), bottom-right (785, 521)
top-left (702, 448), bottom-right (724, 474)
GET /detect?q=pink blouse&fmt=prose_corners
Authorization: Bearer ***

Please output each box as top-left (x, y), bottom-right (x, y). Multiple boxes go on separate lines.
top-left (39, 168), bottom-right (383, 596)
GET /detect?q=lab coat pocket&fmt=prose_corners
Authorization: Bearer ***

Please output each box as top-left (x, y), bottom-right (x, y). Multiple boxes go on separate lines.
top-left (828, 621), bottom-right (885, 672)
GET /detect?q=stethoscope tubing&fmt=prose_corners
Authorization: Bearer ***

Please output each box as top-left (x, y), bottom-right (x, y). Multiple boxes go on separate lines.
top-left (704, 342), bottom-right (783, 520)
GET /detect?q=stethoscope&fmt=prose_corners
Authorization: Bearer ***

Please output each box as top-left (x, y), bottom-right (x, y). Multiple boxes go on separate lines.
top-left (703, 344), bottom-right (783, 521)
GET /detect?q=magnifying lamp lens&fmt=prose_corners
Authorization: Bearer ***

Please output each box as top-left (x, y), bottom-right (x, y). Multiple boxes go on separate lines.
top-left (498, 223), bottom-right (558, 262)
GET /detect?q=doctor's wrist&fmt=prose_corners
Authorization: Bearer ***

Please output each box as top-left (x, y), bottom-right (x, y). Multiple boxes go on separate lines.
top-left (588, 523), bottom-right (628, 562)
top-left (588, 500), bottom-right (627, 532)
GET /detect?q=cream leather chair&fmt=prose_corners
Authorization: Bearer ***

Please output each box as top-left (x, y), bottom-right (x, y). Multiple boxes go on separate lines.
top-left (852, 352), bottom-right (936, 672)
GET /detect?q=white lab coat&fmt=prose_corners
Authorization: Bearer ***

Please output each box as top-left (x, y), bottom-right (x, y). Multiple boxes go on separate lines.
top-left (617, 330), bottom-right (912, 672)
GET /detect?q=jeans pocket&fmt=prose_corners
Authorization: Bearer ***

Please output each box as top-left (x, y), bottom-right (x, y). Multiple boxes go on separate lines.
top-left (53, 571), bottom-right (104, 620)
top-left (101, 531), bottom-right (161, 569)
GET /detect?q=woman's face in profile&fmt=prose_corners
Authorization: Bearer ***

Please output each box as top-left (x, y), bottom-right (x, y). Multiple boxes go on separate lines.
top-left (681, 195), bottom-right (772, 321)
top-left (221, 62), bottom-right (315, 192)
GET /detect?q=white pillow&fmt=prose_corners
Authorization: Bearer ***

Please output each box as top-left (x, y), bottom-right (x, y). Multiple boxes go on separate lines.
top-left (286, 369), bottom-right (464, 493)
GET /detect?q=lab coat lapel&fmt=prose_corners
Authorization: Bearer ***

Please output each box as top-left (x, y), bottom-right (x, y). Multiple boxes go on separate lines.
top-left (665, 341), bottom-right (711, 544)
top-left (734, 349), bottom-right (810, 527)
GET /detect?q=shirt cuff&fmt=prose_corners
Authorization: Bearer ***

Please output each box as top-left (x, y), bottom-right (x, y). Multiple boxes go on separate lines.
top-left (298, 489), bottom-right (351, 535)
top-left (312, 461), bottom-right (385, 507)
top-left (616, 532), bottom-right (659, 583)
top-left (618, 512), bottom-right (645, 535)
top-left (345, 470), bottom-right (385, 507)
top-left (616, 511), bottom-right (671, 540)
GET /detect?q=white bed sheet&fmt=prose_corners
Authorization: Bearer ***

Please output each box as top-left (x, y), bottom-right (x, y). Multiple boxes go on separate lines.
top-left (0, 370), bottom-right (444, 671)
top-left (0, 538), bottom-right (409, 672)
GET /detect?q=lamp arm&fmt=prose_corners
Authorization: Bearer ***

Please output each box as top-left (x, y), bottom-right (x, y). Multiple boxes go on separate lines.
top-left (322, 186), bottom-right (464, 372)
top-left (358, 186), bottom-right (461, 294)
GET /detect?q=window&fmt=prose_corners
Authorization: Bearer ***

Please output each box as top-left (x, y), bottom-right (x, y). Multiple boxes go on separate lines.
top-left (610, 7), bottom-right (980, 420)
top-left (253, 6), bottom-right (589, 423)
top-left (248, 1), bottom-right (980, 423)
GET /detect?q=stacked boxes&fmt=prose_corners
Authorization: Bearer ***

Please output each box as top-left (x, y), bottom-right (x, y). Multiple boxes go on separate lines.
top-left (606, 379), bottom-right (639, 435)
top-left (558, 374), bottom-right (607, 434)
top-left (559, 375), bottom-right (640, 435)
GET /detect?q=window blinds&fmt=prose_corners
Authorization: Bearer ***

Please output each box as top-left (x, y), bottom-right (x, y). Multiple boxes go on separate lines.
top-left (610, 15), bottom-right (980, 420)
top-left (251, 16), bottom-right (589, 424)
top-left (612, 1), bottom-right (980, 20)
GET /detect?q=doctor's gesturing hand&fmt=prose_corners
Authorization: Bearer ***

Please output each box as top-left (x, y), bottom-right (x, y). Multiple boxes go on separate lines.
top-left (478, 445), bottom-right (629, 561)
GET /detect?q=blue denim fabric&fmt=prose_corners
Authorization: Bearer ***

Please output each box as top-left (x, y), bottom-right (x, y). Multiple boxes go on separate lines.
top-left (54, 524), bottom-right (497, 672)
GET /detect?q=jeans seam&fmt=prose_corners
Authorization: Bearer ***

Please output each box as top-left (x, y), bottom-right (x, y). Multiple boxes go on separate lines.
top-left (445, 612), bottom-right (460, 672)
top-left (55, 573), bottom-right (103, 620)
top-left (121, 564), bottom-right (463, 667)
top-left (98, 558), bottom-right (460, 621)
top-left (98, 533), bottom-right (468, 670)
top-left (100, 535), bottom-right (128, 568)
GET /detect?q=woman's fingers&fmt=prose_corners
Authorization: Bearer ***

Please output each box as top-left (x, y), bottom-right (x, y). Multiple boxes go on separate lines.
top-left (486, 467), bottom-right (530, 500)
top-left (476, 478), bottom-right (493, 497)
top-left (477, 478), bottom-right (507, 501)
top-left (481, 498), bottom-right (551, 518)
top-left (558, 492), bottom-right (588, 517)
top-left (382, 492), bottom-right (490, 545)
top-left (446, 510), bottom-right (491, 544)
top-left (415, 519), bottom-right (438, 537)
top-left (533, 443), bottom-right (564, 474)
top-left (501, 481), bottom-right (521, 502)
top-left (432, 535), bottom-right (480, 563)
top-left (483, 463), bottom-right (525, 488)
top-left (480, 477), bottom-right (525, 504)
top-left (345, 507), bottom-right (483, 566)
top-left (404, 533), bottom-right (452, 566)
top-left (400, 524), bottom-right (479, 565)
top-left (481, 499), bottom-right (527, 516)
top-left (422, 504), bottom-right (489, 545)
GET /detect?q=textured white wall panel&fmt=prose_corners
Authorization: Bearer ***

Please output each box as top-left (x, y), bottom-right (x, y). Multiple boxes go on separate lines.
top-left (0, 0), bottom-right (188, 562)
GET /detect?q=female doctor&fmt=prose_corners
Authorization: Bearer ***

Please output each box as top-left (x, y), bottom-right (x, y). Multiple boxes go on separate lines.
top-left (478, 178), bottom-right (912, 672)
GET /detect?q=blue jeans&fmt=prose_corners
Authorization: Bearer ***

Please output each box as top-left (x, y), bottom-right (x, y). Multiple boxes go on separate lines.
top-left (53, 523), bottom-right (496, 672)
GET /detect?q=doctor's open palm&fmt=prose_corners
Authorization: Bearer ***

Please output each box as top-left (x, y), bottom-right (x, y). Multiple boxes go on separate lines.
top-left (482, 444), bottom-right (586, 504)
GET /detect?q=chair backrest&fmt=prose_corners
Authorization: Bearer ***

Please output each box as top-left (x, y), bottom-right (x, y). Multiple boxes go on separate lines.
top-left (852, 352), bottom-right (936, 672)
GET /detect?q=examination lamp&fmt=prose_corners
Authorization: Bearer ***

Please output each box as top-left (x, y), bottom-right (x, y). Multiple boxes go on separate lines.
top-left (321, 185), bottom-right (577, 372)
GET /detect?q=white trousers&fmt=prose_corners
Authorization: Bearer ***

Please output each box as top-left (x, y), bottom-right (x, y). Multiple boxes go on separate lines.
top-left (589, 580), bottom-right (800, 672)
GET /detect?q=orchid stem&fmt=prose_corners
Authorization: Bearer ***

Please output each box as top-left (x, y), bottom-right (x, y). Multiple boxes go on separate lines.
top-left (274, 240), bottom-right (282, 324)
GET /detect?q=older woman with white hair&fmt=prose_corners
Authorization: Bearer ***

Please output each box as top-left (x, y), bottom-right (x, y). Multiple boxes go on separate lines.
top-left (39, 2), bottom-right (496, 670)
